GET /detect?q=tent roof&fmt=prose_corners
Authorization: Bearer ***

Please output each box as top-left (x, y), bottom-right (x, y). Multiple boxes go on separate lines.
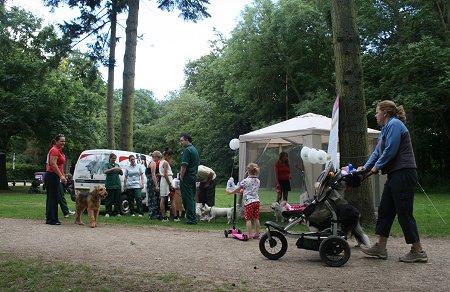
top-left (239, 113), bottom-right (380, 145)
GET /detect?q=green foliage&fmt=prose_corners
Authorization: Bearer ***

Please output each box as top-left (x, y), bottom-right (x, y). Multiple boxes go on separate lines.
top-left (157, 0), bottom-right (211, 22)
top-left (43, 0), bottom-right (129, 65)
top-left (134, 91), bottom-right (213, 171)
top-left (360, 1), bottom-right (450, 180)
top-left (5, 163), bottom-right (42, 181)
top-left (220, 0), bottom-right (334, 124)
top-left (183, 52), bottom-right (253, 179)
top-left (0, 5), bottom-right (106, 188)
top-left (2, 0), bottom-right (449, 192)
top-left (0, 5), bottom-right (62, 188)
top-left (9, 51), bottom-right (108, 168)
top-left (0, 7), bottom-right (59, 140)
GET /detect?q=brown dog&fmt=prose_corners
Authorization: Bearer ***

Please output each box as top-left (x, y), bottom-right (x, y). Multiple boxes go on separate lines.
top-left (75, 185), bottom-right (108, 228)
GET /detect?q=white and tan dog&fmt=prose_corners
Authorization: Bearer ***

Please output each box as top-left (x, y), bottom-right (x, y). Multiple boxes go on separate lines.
top-left (201, 204), bottom-right (233, 224)
top-left (271, 201), bottom-right (293, 222)
top-left (196, 203), bottom-right (203, 218)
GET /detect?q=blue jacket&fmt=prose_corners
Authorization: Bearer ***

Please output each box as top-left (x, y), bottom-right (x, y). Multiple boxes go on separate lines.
top-left (364, 117), bottom-right (416, 174)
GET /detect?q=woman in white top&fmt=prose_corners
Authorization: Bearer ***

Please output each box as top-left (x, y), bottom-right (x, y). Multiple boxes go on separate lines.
top-left (124, 155), bottom-right (144, 217)
top-left (159, 149), bottom-right (179, 221)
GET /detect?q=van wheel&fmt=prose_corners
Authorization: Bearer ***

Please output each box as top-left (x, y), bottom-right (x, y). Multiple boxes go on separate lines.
top-left (120, 193), bottom-right (130, 215)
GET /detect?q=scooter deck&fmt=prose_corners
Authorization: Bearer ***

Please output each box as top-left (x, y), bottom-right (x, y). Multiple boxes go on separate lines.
top-left (225, 227), bottom-right (248, 241)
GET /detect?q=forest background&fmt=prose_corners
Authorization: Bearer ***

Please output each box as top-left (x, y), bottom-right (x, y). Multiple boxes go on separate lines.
top-left (1, 0), bottom-right (449, 192)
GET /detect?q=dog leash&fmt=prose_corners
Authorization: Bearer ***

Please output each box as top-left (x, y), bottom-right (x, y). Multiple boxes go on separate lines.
top-left (364, 172), bottom-right (446, 224)
top-left (417, 181), bottom-right (447, 224)
top-left (363, 172), bottom-right (446, 224)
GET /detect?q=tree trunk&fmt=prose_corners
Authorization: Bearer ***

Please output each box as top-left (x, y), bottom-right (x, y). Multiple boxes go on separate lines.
top-left (0, 138), bottom-right (10, 190)
top-left (120, 0), bottom-right (139, 151)
top-left (106, 0), bottom-right (118, 150)
top-left (331, 0), bottom-right (375, 224)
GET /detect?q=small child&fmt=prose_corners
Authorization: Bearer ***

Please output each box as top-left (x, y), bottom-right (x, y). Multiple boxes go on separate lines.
top-left (227, 163), bottom-right (261, 239)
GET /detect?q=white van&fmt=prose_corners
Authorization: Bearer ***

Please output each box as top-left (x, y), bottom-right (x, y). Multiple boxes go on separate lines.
top-left (73, 149), bottom-right (150, 214)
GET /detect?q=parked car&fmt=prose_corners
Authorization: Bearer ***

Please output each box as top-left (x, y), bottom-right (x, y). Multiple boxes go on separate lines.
top-left (28, 172), bottom-right (45, 194)
top-left (73, 149), bottom-right (150, 214)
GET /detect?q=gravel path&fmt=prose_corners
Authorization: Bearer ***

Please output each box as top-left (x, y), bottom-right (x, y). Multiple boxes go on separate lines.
top-left (1, 218), bottom-right (449, 291)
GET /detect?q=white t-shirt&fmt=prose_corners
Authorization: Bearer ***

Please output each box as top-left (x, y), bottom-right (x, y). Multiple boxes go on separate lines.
top-left (240, 176), bottom-right (260, 206)
top-left (124, 163), bottom-right (143, 189)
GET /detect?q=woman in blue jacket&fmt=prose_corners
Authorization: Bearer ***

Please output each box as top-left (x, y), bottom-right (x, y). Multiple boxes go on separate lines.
top-left (359, 100), bottom-right (427, 263)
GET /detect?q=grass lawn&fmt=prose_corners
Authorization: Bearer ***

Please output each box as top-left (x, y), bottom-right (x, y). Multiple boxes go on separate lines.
top-left (1, 185), bottom-right (449, 292)
top-left (0, 185), bottom-right (449, 237)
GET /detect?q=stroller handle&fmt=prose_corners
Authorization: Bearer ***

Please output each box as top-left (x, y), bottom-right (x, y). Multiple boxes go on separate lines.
top-left (338, 168), bottom-right (372, 188)
top-left (345, 169), bottom-right (368, 177)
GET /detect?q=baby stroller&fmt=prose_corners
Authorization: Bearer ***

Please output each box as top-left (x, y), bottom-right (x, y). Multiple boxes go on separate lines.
top-left (28, 179), bottom-right (41, 194)
top-left (259, 163), bottom-right (369, 267)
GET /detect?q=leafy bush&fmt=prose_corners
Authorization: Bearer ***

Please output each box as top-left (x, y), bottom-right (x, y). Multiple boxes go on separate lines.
top-left (6, 163), bottom-right (44, 181)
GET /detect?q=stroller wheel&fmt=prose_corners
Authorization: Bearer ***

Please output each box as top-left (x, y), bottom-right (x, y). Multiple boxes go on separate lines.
top-left (224, 230), bottom-right (229, 238)
top-left (259, 231), bottom-right (288, 260)
top-left (319, 236), bottom-right (351, 267)
top-left (237, 229), bottom-right (242, 234)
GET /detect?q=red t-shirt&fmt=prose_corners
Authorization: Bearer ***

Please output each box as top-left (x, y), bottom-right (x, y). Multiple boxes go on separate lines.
top-left (46, 146), bottom-right (65, 173)
top-left (275, 161), bottom-right (290, 181)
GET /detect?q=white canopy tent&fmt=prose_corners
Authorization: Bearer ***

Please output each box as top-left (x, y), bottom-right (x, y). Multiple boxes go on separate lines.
top-left (238, 113), bottom-right (383, 205)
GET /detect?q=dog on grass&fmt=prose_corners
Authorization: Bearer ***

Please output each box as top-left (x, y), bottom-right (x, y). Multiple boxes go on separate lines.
top-left (201, 204), bottom-right (233, 224)
top-left (75, 185), bottom-right (108, 228)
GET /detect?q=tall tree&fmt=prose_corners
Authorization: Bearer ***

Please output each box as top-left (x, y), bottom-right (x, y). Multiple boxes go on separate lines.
top-left (106, 0), bottom-right (119, 149)
top-left (43, 0), bottom-right (128, 150)
top-left (331, 0), bottom-right (375, 223)
top-left (119, 0), bottom-right (211, 150)
top-left (119, 0), bottom-right (139, 151)
top-left (0, 5), bottom-right (63, 189)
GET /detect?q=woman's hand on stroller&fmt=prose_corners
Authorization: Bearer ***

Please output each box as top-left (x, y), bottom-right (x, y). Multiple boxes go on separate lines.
top-left (357, 166), bottom-right (378, 175)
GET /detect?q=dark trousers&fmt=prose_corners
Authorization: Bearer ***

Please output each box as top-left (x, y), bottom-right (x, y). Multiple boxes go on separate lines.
top-left (198, 179), bottom-right (216, 207)
top-left (106, 188), bottom-right (121, 215)
top-left (127, 188), bottom-right (142, 215)
top-left (376, 168), bottom-right (420, 244)
top-left (181, 179), bottom-right (197, 224)
top-left (44, 172), bottom-right (59, 224)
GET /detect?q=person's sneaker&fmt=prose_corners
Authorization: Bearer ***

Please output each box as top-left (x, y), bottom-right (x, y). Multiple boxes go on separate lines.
top-left (105, 214), bottom-right (110, 218)
top-left (162, 217), bottom-right (169, 222)
top-left (200, 215), bottom-right (209, 221)
top-left (116, 214), bottom-right (121, 217)
top-left (138, 214), bottom-right (143, 218)
top-left (173, 216), bottom-right (181, 222)
top-left (131, 214), bottom-right (135, 217)
top-left (361, 243), bottom-right (388, 259)
top-left (399, 250), bottom-right (428, 263)
top-left (64, 210), bottom-right (76, 217)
